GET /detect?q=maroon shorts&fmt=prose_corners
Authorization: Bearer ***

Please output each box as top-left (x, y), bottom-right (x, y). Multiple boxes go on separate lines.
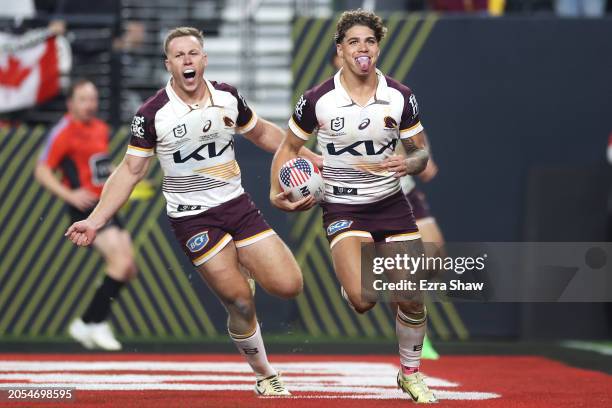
top-left (405, 188), bottom-right (432, 221)
top-left (168, 193), bottom-right (275, 266)
top-left (321, 192), bottom-right (420, 248)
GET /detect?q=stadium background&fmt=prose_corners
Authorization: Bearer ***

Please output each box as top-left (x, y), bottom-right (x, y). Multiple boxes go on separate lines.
top-left (1, 0), bottom-right (611, 362)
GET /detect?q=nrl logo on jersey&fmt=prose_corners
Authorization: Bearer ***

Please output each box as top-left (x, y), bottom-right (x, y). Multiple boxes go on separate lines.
top-left (173, 124), bottom-right (187, 138)
top-left (327, 220), bottom-right (353, 236)
top-left (331, 117), bottom-right (345, 132)
top-left (131, 115), bottom-right (145, 138)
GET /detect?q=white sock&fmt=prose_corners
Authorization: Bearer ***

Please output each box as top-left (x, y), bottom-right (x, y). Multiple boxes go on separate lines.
top-left (229, 323), bottom-right (277, 378)
top-left (396, 307), bottom-right (427, 371)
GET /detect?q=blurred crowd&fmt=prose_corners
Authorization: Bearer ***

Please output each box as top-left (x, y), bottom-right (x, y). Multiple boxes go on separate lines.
top-left (337, 0), bottom-right (610, 16)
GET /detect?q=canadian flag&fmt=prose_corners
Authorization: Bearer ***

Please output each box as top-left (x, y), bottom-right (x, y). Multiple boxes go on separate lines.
top-left (0, 30), bottom-right (69, 113)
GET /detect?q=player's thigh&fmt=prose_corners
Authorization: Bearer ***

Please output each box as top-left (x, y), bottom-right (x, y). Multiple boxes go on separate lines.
top-left (195, 241), bottom-right (253, 306)
top-left (236, 234), bottom-right (302, 298)
top-left (330, 235), bottom-right (374, 300)
top-left (416, 218), bottom-right (445, 246)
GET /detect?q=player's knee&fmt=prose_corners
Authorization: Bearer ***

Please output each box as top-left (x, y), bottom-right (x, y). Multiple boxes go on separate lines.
top-left (276, 278), bottom-right (303, 299)
top-left (271, 270), bottom-right (303, 299)
top-left (121, 233), bottom-right (138, 279)
top-left (352, 300), bottom-right (376, 314)
top-left (398, 301), bottom-right (425, 316)
top-left (108, 250), bottom-right (136, 281)
top-left (345, 291), bottom-right (375, 313)
top-left (227, 296), bottom-right (255, 321)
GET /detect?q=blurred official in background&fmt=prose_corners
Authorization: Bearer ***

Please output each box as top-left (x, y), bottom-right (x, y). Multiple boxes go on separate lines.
top-left (35, 79), bottom-right (137, 350)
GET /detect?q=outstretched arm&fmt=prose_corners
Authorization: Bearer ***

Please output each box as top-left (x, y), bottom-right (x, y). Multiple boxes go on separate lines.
top-left (65, 154), bottom-right (152, 246)
top-left (243, 119), bottom-right (323, 167)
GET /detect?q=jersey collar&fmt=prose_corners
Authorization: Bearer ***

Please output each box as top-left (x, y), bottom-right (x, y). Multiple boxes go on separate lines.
top-left (165, 77), bottom-right (217, 116)
top-left (333, 68), bottom-right (391, 107)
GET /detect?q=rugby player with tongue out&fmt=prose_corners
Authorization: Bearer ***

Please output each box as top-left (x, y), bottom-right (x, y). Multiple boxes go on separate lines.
top-left (271, 9), bottom-right (436, 403)
top-left (336, 24), bottom-right (380, 105)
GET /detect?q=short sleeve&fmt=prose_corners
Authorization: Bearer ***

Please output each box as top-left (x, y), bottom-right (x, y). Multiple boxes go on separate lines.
top-left (234, 91), bottom-right (257, 133)
top-left (399, 92), bottom-right (424, 139)
top-left (127, 109), bottom-right (156, 157)
top-left (39, 122), bottom-right (70, 168)
top-left (288, 92), bottom-right (317, 140)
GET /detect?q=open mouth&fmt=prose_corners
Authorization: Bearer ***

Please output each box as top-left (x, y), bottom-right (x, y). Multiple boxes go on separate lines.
top-left (183, 69), bottom-right (196, 79)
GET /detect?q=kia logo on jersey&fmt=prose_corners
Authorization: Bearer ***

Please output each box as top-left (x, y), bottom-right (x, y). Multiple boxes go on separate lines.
top-left (203, 120), bottom-right (212, 132)
top-left (173, 124), bottom-right (187, 138)
top-left (331, 117), bottom-right (345, 132)
top-left (223, 116), bottom-right (235, 127)
top-left (358, 118), bottom-right (370, 130)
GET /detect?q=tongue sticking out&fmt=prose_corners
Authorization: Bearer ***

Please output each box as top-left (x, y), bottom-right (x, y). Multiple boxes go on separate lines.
top-left (356, 56), bottom-right (370, 71)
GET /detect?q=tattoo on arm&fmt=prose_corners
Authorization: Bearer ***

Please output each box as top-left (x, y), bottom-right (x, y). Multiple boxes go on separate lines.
top-left (401, 137), bottom-right (429, 175)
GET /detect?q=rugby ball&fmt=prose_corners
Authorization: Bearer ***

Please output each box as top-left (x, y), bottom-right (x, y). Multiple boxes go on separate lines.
top-left (279, 157), bottom-right (325, 202)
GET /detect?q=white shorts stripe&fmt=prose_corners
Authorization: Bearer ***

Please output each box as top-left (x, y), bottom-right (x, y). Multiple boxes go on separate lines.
top-left (330, 231), bottom-right (372, 249)
top-left (193, 234), bottom-right (233, 266)
top-left (384, 232), bottom-right (421, 243)
top-left (234, 229), bottom-right (276, 248)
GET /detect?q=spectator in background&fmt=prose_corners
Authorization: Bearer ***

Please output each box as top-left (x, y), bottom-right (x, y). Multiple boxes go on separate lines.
top-left (428, 0), bottom-right (505, 14)
top-left (555, 0), bottom-right (607, 16)
top-left (35, 79), bottom-right (137, 350)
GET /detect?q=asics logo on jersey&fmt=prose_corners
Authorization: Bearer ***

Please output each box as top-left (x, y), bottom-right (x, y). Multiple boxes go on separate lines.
top-left (203, 120), bottom-right (212, 132)
top-left (358, 118), bottom-right (370, 130)
top-left (326, 139), bottom-right (397, 156)
top-left (327, 220), bottom-right (353, 235)
top-left (186, 232), bottom-right (209, 252)
top-left (173, 140), bottom-right (234, 163)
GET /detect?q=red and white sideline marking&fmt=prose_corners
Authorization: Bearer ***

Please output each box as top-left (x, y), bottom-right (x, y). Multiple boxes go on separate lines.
top-left (0, 359), bottom-right (499, 401)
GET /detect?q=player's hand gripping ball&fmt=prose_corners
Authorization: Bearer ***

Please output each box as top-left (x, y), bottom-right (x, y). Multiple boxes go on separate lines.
top-left (279, 157), bottom-right (325, 202)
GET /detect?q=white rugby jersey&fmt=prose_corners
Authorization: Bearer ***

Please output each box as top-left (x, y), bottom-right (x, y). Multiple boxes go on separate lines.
top-left (289, 69), bottom-right (423, 204)
top-left (127, 78), bottom-right (257, 217)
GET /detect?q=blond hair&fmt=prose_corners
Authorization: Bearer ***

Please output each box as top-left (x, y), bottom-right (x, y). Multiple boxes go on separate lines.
top-left (163, 27), bottom-right (204, 55)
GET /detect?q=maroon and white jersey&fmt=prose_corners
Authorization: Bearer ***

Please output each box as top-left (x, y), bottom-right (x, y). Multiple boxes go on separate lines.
top-left (289, 69), bottom-right (423, 204)
top-left (127, 79), bottom-right (257, 217)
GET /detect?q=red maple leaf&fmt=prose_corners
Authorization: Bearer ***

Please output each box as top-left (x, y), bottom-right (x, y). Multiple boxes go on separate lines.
top-left (0, 56), bottom-right (32, 87)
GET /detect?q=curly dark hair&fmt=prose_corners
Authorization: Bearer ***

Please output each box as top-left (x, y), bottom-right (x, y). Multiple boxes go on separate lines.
top-left (334, 9), bottom-right (387, 44)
